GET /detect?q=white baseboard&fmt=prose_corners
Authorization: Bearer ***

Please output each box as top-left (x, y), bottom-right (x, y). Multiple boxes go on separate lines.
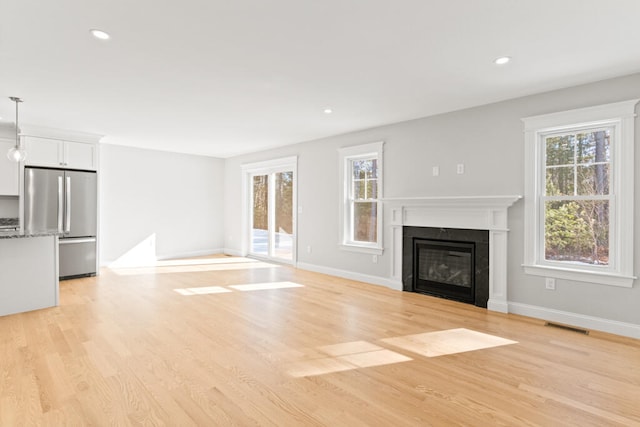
top-left (487, 299), bottom-right (509, 313)
top-left (296, 262), bottom-right (402, 291)
top-left (509, 302), bottom-right (640, 340)
top-left (223, 248), bottom-right (245, 257)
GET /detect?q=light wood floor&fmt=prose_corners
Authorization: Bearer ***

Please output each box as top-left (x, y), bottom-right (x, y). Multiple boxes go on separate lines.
top-left (1, 255), bottom-right (639, 426)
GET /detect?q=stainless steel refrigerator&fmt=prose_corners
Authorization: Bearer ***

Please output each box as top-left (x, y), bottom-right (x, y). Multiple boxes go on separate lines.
top-left (24, 167), bottom-right (97, 279)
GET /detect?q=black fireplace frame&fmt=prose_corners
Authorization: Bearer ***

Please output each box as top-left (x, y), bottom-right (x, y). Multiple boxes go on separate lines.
top-left (403, 226), bottom-right (489, 308)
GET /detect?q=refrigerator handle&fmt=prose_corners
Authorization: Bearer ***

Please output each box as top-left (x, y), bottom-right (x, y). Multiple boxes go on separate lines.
top-left (65, 176), bottom-right (71, 233)
top-left (57, 176), bottom-right (64, 233)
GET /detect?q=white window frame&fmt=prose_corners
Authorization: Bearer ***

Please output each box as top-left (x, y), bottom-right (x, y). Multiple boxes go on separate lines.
top-left (338, 142), bottom-right (384, 255)
top-left (522, 100), bottom-right (638, 287)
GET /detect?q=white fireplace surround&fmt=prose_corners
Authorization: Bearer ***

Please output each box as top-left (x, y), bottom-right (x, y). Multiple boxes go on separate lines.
top-left (386, 195), bottom-right (522, 313)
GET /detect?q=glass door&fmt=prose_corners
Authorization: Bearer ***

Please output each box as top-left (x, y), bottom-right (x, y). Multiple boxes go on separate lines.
top-left (248, 160), bottom-right (296, 263)
top-left (273, 171), bottom-right (293, 260)
top-left (251, 174), bottom-right (269, 257)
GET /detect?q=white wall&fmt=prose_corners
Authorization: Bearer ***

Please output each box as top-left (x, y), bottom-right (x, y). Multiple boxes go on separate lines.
top-left (0, 196), bottom-right (18, 218)
top-left (224, 72), bottom-right (640, 333)
top-left (100, 144), bottom-right (224, 265)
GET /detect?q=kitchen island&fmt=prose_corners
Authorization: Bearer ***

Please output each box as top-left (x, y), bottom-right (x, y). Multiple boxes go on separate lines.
top-left (0, 232), bottom-right (59, 316)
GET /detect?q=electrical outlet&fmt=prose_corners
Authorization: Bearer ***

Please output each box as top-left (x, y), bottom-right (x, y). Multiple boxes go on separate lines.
top-left (456, 163), bottom-right (465, 174)
top-left (372, 254), bottom-right (378, 263)
top-left (432, 166), bottom-right (440, 176)
top-left (307, 245), bottom-right (312, 253)
top-left (545, 278), bottom-right (556, 290)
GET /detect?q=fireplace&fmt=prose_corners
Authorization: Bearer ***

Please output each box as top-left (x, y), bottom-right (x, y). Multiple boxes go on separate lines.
top-left (388, 196), bottom-right (521, 312)
top-left (414, 239), bottom-right (475, 303)
top-left (403, 227), bottom-right (489, 307)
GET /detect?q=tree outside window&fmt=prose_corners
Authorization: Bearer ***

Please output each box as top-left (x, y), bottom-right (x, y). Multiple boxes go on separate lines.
top-left (544, 129), bottom-right (611, 265)
top-left (351, 158), bottom-right (378, 243)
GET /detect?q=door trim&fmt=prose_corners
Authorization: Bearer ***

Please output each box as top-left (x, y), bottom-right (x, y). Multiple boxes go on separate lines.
top-left (241, 156), bottom-right (298, 265)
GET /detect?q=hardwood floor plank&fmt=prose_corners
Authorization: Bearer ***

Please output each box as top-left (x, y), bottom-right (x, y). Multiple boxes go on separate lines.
top-left (1, 254), bottom-right (639, 425)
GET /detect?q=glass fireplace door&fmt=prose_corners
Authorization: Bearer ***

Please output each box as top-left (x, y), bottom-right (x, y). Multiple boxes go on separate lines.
top-left (413, 239), bottom-right (475, 304)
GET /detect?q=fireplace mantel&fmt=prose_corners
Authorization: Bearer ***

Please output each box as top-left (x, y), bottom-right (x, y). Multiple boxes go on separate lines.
top-left (386, 195), bottom-right (522, 313)
top-left (383, 195), bottom-right (522, 208)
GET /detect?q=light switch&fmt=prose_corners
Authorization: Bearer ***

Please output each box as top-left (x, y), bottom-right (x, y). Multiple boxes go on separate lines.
top-left (432, 166), bottom-right (440, 176)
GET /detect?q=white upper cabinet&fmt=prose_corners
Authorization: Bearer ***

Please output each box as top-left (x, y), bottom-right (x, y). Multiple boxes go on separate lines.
top-left (65, 141), bottom-right (96, 170)
top-left (23, 136), bottom-right (61, 168)
top-left (0, 138), bottom-right (19, 195)
top-left (24, 136), bottom-right (98, 171)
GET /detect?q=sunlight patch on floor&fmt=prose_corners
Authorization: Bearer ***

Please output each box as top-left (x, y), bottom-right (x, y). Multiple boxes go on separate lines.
top-left (110, 258), bottom-right (279, 275)
top-left (318, 340), bottom-right (382, 356)
top-left (381, 328), bottom-right (517, 358)
top-left (154, 257), bottom-right (262, 267)
top-left (229, 282), bottom-right (303, 291)
top-left (286, 340), bottom-right (412, 378)
top-left (340, 349), bottom-right (412, 369)
top-left (173, 286), bottom-right (232, 296)
top-left (174, 281), bottom-right (304, 295)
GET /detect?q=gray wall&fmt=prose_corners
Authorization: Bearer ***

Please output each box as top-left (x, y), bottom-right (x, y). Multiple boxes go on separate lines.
top-left (100, 144), bottom-right (225, 264)
top-left (224, 72), bottom-right (640, 326)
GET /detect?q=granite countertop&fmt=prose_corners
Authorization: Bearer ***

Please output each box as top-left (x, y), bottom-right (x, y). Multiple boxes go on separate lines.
top-left (0, 231), bottom-right (62, 240)
top-left (0, 218), bottom-right (62, 239)
top-left (0, 217), bottom-right (19, 227)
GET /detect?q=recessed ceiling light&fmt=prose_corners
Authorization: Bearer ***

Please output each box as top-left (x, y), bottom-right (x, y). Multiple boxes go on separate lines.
top-left (494, 56), bottom-right (511, 65)
top-left (324, 108), bottom-right (333, 114)
top-left (90, 29), bottom-right (110, 40)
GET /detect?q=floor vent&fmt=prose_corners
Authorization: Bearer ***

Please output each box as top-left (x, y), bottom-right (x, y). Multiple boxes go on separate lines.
top-left (545, 322), bottom-right (590, 335)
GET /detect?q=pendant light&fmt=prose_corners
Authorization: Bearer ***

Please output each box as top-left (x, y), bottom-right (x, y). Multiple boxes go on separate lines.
top-left (7, 96), bottom-right (26, 162)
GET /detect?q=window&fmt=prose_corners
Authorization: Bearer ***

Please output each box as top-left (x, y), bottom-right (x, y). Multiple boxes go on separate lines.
top-left (522, 100), bottom-right (638, 287)
top-left (339, 142), bottom-right (384, 254)
top-left (544, 128), bottom-right (611, 265)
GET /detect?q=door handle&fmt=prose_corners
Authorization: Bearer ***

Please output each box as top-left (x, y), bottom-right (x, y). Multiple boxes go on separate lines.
top-left (59, 237), bottom-right (96, 245)
top-left (58, 176), bottom-right (64, 233)
top-left (65, 176), bottom-right (71, 233)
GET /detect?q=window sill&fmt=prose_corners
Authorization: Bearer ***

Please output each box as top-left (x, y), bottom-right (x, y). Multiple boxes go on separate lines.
top-left (339, 244), bottom-right (383, 256)
top-left (523, 264), bottom-right (635, 288)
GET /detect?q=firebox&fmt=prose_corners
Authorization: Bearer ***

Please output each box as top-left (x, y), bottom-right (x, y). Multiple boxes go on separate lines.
top-left (402, 226), bottom-right (489, 308)
top-left (413, 239), bottom-right (475, 304)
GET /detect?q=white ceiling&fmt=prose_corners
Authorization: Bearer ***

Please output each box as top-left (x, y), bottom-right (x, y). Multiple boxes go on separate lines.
top-left (2, 0), bottom-right (640, 158)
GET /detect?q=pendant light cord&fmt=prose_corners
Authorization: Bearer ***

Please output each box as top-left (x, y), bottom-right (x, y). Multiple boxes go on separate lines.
top-left (9, 97), bottom-right (23, 150)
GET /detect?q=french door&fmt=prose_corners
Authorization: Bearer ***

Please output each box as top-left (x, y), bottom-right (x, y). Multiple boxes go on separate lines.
top-left (245, 157), bottom-right (297, 263)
